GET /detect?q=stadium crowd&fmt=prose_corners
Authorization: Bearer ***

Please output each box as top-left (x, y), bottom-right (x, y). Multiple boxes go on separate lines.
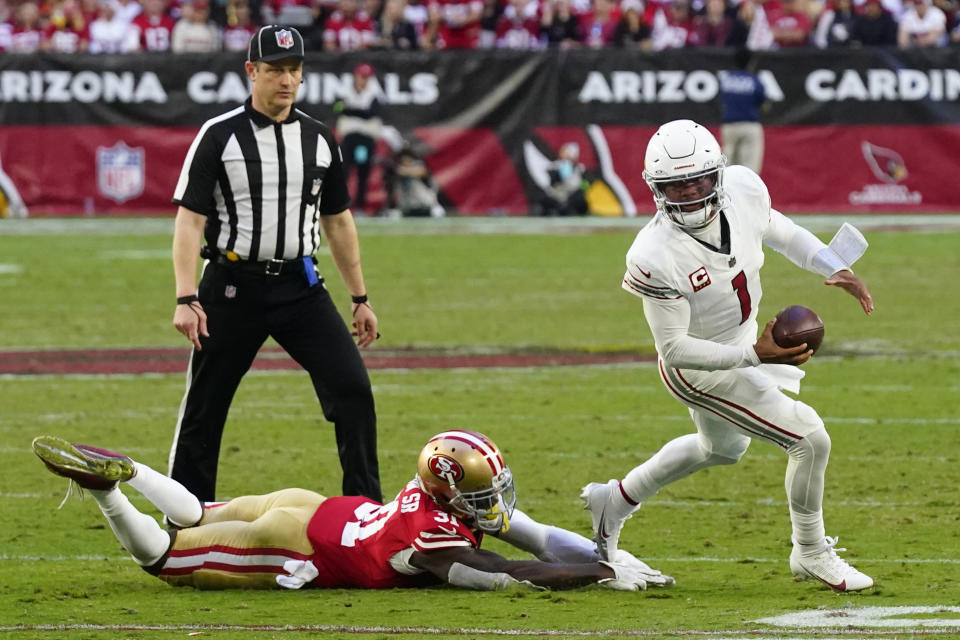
top-left (0, 0), bottom-right (956, 54)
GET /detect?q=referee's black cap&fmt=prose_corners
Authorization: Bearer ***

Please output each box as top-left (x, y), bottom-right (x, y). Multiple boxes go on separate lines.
top-left (248, 25), bottom-right (305, 63)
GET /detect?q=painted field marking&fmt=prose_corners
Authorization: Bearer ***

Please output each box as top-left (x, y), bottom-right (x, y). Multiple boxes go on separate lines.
top-left (758, 606), bottom-right (960, 629)
top-left (0, 264), bottom-right (23, 275)
top-left (0, 623), bottom-right (940, 637)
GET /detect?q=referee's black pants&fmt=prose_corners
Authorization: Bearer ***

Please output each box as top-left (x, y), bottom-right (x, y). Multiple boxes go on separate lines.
top-left (169, 259), bottom-right (381, 503)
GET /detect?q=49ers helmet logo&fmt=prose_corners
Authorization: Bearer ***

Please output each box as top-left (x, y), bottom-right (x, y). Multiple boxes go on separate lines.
top-left (428, 454), bottom-right (464, 482)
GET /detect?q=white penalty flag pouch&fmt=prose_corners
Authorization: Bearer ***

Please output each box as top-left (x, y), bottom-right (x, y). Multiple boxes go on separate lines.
top-left (828, 223), bottom-right (869, 269)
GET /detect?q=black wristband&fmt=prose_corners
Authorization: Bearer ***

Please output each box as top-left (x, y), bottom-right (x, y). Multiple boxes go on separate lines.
top-left (177, 295), bottom-right (199, 305)
top-left (351, 295), bottom-right (368, 304)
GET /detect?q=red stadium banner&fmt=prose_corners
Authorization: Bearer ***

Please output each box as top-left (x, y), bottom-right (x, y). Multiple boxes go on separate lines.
top-left (1, 49), bottom-right (958, 215)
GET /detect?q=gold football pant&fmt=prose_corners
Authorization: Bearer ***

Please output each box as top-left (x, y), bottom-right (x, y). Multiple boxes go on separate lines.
top-left (156, 488), bottom-right (326, 589)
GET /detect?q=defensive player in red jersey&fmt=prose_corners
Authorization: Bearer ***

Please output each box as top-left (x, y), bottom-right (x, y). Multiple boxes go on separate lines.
top-left (33, 430), bottom-right (672, 591)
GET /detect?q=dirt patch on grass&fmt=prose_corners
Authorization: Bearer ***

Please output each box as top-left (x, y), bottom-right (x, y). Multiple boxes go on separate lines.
top-left (0, 347), bottom-right (654, 376)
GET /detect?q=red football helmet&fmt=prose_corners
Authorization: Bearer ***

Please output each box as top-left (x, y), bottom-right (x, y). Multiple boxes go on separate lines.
top-left (416, 430), bottom-right (516, 532)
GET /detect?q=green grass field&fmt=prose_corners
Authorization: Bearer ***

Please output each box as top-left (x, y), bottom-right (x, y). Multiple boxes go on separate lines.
top-left (1, 216), bottom-right (959, 639)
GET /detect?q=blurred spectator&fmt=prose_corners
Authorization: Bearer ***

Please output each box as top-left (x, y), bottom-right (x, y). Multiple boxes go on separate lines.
top-left (115, 0), bottom-right (143, 22)
top-left (720, 48), bottom-right (768, 174)
top-left (365, 0), bottom-right (384, 20)
top-left (726, 0), bottom-right (774, 47)
top-left (579, 0), bottom-right (620, 47)
top-left (383, 143), bottom-right (446, 217)
top-left (495, 0), bottom-right (543, 48)
top-left (89, 0), bottom-right (139, 52)
top-left (222, 0), bottom-right (256, 49)
top-left (0, 0), bottom-right (13, 51)
top-left (132, 0), bottom-right (176, 50)
top-left (932, 0), bottom-right (957, 30)
top-left (9, 1), bottom-right (44, 52)
top-left (79, 0), bottom-right (101, 23)
top-left (897, 0), bottom-right (946, 45)
top-left (812, 0), bottom-right (855, 45)
top-left (689, 0), bottom-right (732, 45)
top-left (335, 64), bottom-right (382, 216)
top-left (768, 0), bottom-right (811, 46)
top-left (42, 0), bottom-right (90, 51)
top-left (537, 142), bottom-right (588, 216)
top-left (852, 0), bottom-right (902, 19)
top-left (425, 0), bottom-right (484, 48)
top-left (374, 0), bottom-right (420, 47)
top-left (570, 0), bottom-right (592, 14)
top-left (849, 0), bottom-right (896, 42)
top-left (171, 0), bottom-right (221, 50)
top-left (404, 0), bottom-right (430, 37)
top-left (321, 0), bottom-right (376, 49)
top-left (478, 0), bottom-right (501, 46)
top-left (265, 0), bottom-right (314, 25)
top-left (541, 0), bottom-right (582, 46)
top-left (649, 0), bottom-right (692, 49)
top-left (612, 0), bottom-right (651, 46)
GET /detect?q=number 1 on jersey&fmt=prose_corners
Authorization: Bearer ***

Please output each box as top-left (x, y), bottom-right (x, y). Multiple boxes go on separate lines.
top-left (731, 271), bottom-right (751, 324)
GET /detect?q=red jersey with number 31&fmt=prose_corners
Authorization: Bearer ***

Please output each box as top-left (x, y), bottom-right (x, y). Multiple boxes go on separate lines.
top-left (306, 480), bottom-right (480, 588)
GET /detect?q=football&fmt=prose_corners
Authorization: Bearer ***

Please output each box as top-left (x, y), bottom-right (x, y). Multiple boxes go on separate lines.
top-left (772, 305), bottom-right (824, 353)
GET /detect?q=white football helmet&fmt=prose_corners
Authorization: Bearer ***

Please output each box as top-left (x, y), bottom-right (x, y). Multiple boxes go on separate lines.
top-left (642, 119), bottom-right (727, 229)
top-left (417, 429), bottom-right (516, 533)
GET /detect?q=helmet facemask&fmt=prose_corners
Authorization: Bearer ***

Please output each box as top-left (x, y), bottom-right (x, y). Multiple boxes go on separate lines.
top-left (446, 467), bottom-right (516, 532)
top-left (646, 166), bottom-right (725, 229)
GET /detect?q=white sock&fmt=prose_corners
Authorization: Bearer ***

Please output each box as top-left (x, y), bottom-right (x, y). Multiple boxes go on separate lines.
top-left (127, 462), bottom-right (203, 528)
top-left (615, 434), bottom-right (716, 519)
top-left (785, 429), bottom-right (830, 554)
top-left (791, 510), bottom-right (827, 555)
top-left (89, 488), bottom-right (171, 566)
top-left (497, 508), bottom-right (598, 563)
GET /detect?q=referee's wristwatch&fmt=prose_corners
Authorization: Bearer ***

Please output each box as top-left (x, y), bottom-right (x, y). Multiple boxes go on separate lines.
top-left (351, 294), bottom-right (368, 304)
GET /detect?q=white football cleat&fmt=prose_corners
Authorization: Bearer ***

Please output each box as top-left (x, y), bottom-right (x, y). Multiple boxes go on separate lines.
top-left (580, 479), bottom-right (631, 562)
top-left (790, 536), bottom-right (874, 591)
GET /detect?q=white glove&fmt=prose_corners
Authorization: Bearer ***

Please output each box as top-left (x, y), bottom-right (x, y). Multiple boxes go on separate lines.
top-left (597, 560), bottom-right (649, 591)
top-left (611, 549), bottom-right (676, 587)
top-left (276, 559), bottom-right (319, 590)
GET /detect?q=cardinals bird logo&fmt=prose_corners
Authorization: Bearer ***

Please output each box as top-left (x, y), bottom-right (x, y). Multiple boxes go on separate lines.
top-left (861, 141), bottom-right (907, 184)
top-left (522, 125), bottom-right (637, 216)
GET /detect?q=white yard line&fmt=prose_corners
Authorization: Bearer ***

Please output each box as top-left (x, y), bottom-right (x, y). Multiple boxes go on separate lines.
top-left (0, 623), bottom-right (950, 637)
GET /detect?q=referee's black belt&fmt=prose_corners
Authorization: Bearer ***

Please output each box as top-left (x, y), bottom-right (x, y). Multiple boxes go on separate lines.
top-left (209, 251), bottom-right (311, 276)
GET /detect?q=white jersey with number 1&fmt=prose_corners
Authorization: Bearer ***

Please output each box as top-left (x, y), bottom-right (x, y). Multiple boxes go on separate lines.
top-left (622, 165), bottom-right (826, 445)
top-left (623, 165), bottom-right (770, 353)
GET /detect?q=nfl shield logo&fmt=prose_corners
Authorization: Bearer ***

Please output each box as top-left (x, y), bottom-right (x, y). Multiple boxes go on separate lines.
top-left (97, 142), bottom-right (145, 203)
top-left (275, 29), bottom-right (295, 48)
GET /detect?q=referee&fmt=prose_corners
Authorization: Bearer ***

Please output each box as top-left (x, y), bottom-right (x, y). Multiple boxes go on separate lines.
top-left (170, 25), bottom-right (381, 504)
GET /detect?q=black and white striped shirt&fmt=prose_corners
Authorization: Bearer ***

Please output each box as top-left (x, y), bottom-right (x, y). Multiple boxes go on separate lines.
top-left (173, 97), bottom-right (351, 261)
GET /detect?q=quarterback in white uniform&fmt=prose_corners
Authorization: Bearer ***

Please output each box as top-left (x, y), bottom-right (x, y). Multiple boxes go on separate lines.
top-left (581, 120), bottom-right (876, 592)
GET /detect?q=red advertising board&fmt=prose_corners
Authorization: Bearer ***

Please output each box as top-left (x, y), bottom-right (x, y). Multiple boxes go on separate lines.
top-left (2, 123), bottom-right (955, 216)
